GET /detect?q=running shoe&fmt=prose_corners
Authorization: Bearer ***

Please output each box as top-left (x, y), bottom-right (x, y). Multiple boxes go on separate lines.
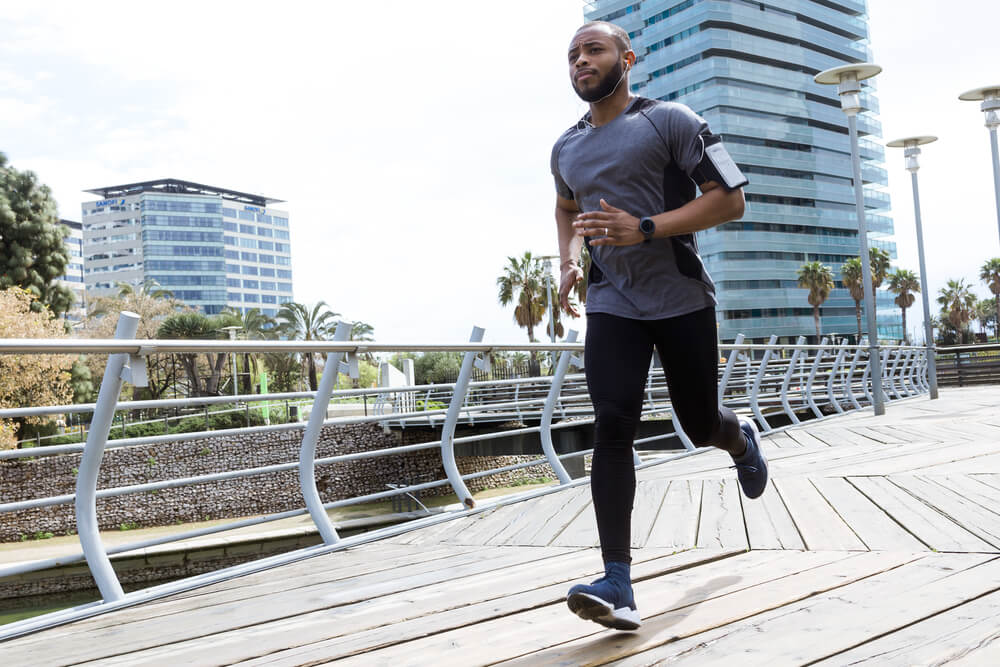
top-left (734, 418), bottom-right (769, 499)
top-left (566, 561), bottom-right (641, 631)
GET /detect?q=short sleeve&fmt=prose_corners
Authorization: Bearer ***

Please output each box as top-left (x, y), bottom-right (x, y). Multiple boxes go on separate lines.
top-left (550, 138), bottom-right (574, 200)
top-left (668, 104), bottom-right (712, 180)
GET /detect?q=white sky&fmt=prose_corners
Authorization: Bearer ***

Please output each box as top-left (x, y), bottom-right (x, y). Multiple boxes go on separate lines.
top-left (1, 0), bottom-right (998, 345)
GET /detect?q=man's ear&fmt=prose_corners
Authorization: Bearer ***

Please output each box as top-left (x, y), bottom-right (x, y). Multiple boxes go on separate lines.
top-left (625, 50), bottom-right (636, 68)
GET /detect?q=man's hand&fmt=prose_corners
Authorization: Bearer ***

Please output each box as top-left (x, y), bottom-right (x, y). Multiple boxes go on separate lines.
top-left (559, 261), bottom-right (584, 317)
top-left (573, 199), bottom-right (644, 246)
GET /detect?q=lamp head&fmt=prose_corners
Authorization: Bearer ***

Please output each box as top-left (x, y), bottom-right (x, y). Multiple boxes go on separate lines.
top-left (814, 63), bottom-right (881, 117)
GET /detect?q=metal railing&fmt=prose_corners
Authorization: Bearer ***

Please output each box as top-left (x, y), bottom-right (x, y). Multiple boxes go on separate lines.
top-left (0, 313), bottom-right (931, 639)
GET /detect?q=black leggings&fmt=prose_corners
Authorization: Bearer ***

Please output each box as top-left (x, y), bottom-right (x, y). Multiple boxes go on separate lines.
top-left (585, 307), bottom-right (744, 564)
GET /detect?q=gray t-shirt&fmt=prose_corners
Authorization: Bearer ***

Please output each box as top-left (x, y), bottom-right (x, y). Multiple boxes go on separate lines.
top-left (551, 96), bottom-right (744, 320)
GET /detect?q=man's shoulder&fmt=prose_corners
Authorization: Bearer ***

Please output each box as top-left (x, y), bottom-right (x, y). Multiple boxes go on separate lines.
top-left (629, 97), bottom-right (699, 121)
top-left (551, 123), bottom-right (582, 159)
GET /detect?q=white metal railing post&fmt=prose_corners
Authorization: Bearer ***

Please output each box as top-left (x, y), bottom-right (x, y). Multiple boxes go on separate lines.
top-left (539, 330), bottom-right (580, 484)
top-left (826, 342), bottom-right (848, 414)
top-left (750, 335), bottom-right (778, 430)
top-left (804, 337), bottom-right (829, 419)
top-left (670, 410), bottom-right (696, 452)
top-left (76, 311), bottom-right (142, 603)
top-left (441, 326), bottom-right (486, 508)
top-left (298, 321), bottom-right (352, 545)
top-left (861, 340), bottom-right (875, 406)
top-left (917, 349), bottom-right (930, 392)
top-left (898, 350), bottom-right (914, 396)
top-left (718, 333), bottom-right (744, 404)
top-left (884, 349), bottom-right (900, 400)
top-left (844, 344), bottom-right (864, 410)
top-left (780, 336), bottom-right (807, 424)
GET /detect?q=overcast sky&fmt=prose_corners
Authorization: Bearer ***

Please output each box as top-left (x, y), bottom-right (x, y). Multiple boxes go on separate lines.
top-left (1, 1), bottom-right (998, 345)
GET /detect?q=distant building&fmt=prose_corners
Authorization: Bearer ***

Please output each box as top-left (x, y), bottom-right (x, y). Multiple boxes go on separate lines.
top-left (584, 0), bottom-right (901, 343)
top-left (58, 219), bottom-right (86, 320)
top-left (81, 179), bottom-right (294, 316)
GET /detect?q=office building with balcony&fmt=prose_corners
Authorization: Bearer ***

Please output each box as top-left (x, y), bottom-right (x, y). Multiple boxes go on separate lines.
top-left (585, 0), bottom-right (901, 343)
top-left (58, 219), bottom-right (86, 320)
top-left (81, 179), bottom-right (294, 317)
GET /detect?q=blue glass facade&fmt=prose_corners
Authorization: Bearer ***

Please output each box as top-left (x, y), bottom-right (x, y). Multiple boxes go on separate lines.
top-left (585, 0), bottom-right (901, 343)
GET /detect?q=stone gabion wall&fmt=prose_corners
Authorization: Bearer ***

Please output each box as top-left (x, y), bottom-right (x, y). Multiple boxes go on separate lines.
top-left (0, 423), bottom-right (555, 543)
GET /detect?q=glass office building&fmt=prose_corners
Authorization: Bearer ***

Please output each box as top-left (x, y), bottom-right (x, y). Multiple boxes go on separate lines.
top-left (81, 179), bottom-right (294, 317)
top-left (584, 0), bottom-right (901, 343)
top-left (58, 219), bottom-right (86, 320)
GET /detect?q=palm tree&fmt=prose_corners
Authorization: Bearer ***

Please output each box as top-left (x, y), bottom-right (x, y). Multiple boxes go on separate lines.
top-left (276, 301), bottom-right (340, 391)
top-left (221, 307), bottom-right (277, 393)
top-left (887, 269), bottom-right (920, 344)
top-left (497, 252), bottom-right (546, 343)
top-left (797, 261), bottom-right (834, 342)
top-left (841, 257), bottom-right (865, 342)
top-left (157, 311), bottom-right (239, 396)
top-left (980, 258), bottom-right (1000, 342)
top-left (937, 278), bottom-right (976, 343)
top-left (869, 247), bottom-right (892, 299)
top-left (975, 298), bottom-right (996, 340)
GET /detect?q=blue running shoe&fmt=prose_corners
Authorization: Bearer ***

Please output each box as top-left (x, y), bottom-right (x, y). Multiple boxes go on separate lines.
top-left (566, 561), bottom-right (641, 631)
top-left (734, 418), bottom-right (768, 499)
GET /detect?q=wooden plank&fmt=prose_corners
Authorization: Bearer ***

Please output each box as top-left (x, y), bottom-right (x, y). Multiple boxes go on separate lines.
top-left (484, 489), bottom-right (583, 546)
top-left (695, 478), bottom-right (748, 551)
top-left (849, 476), bottom-right (995, 553)
top-left (330, 550), bottom-right (857, 667)
top-left (514, 486), bottom-right (592, 547)
top-left (548, 498), bottom-right (599, 548)
top-left (135, 548), bottom-right (741, 667)
top-left (782, 428), bottom-right (831, 449)
top-left (644, 479), bottom-right (701, 549)
top-left (809, 476), bottom-right (926, 551)
top-left (2, 546), bottom-right (576, 665)
top-left (888, 475), bottom-right (1000, 549)
top-left (443, 503), bottom-right (527, 545)
top-left (764, 432), bottom-right (801, 449)
top-left (816, 589), bottom-right (1000, 665)
top-left (773, 477), bottom-right (867, 551)
top-left (492, 551), bottom-right (922, 667)
top-left (630, 478), bottom-right (670, 548)
top-left (613, 553), bottom-right (999, 666)
top-left (930, 474), bottom-right (1000, 516)
top-left (741, 479), bottom-right (805, 550)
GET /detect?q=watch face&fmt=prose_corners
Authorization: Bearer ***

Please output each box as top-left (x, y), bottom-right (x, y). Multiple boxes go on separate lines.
top-left (640, 217), bottom-right (655, 236)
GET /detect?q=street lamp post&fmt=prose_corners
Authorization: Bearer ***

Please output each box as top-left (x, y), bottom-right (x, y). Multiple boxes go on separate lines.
top-left (959, 86), bottom-right (1000, 245)
top-left (219, 325), bottom-right (241, 399)
top-left (886, 135), bottom-right (939, 400)
top-left (815, 63), bottom-right (885, 415)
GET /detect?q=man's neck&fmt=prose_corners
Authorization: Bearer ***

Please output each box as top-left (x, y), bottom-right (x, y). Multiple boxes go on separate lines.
top-left (588, 87), bottom-right (634, 127)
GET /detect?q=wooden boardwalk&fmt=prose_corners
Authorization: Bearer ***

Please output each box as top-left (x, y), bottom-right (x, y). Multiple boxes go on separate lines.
top-left (6, 386), bottom-right (1000, 665)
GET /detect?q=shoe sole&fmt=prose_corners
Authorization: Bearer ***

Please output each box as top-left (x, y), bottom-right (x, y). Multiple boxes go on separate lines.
top-left (740, 418), bottom-right (769, 499)
top-left (567, 592), bottom-right (641, 631)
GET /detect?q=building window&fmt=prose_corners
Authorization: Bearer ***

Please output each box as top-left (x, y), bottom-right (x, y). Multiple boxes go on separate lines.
top-left (277, 270), bottom-right (292, 279)
top-left (274, 243), bottom-right (289, 253)
top-left (241, 265), bottom-right (259, 275)
top-left (227, 278), bottom-right (241, 288)
top-left (262, 295), bottom-right (277, 304)
top-left (238, 211), bottom-right (255, 221)
top-left (275, 230), bottom-right (290, 240)
top-left (260, 281), bottom-right (276, 291)
top-left (222, 208), bottom-right (237, 218)
top-left (272, 217), bottom-right (288, 227)
top-left (224, 222), bottom-right (237, 232)
top-left (240, 252), bottom-right (257, 261)
top-left (258, 240), bottom-right (274, 251)
top-left (259, 254), bottom-right (275, 264)
top-left (275, 256), bottom-right (291, 266)
top-left (225, 250), bottom-right (239, 259)
top-left (239, 237), bottom-right (257, 249)
top-left (228, 292), bottom-right (241, 301)
top-left (257, 227), bottom-right (273, 238)
top-left (277, 282), bottom-right (292, 293)
top-left (239, 224), bottom-right (255, 234)
top-left (260, 267), bottom-right (275, 277)
top-left (243, 293), bottom-right (259, 303)
top-left (243, 279), bottom-right (259, 289)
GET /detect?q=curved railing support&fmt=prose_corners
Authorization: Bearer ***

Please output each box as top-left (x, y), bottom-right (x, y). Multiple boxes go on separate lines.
top-left (780, 336), bottom-right (807, 424)
top-left (718, 334), bottom-right (744, 404)
top-left (844, 344), bottom-right (864, 411)
top-left (750, 335), bottom-right (778, 431)
top-left (76, 311), bottom-right (141, 603)
top-left (540, 330), bottom-right (579, 484)
top-left (826, 342), bottom-right (848, 414)
top-left (805, 337), bottom-right (829, 419)
top-left (298, 321), bottom-right (352, 545)
top-left (441, 326), bottom-right (486, 508)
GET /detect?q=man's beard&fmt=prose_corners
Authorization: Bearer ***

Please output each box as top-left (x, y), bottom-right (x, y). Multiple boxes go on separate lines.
top-left (573, 60), bottom-right (625, 103)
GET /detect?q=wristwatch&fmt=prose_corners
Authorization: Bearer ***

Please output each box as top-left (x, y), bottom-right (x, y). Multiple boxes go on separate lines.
top-left (639, 217), bottom-right (656, 244)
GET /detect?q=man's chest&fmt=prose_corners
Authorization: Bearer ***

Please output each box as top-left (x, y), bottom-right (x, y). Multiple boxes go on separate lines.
top-left (558, 116), bottom-right (672, 199)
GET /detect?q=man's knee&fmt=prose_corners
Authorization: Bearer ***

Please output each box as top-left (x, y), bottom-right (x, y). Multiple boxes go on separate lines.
top-left (594, 400), bottom-right (641, 442)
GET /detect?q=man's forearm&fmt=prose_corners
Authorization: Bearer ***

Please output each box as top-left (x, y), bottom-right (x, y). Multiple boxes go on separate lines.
top-left (650, 187), bottom-right (744, 238)
top-left (556, 206), bottom-right (584, 266)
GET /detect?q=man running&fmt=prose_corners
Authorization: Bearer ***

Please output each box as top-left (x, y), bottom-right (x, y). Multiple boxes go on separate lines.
top-left (552, 21), bottom-right (768, 631)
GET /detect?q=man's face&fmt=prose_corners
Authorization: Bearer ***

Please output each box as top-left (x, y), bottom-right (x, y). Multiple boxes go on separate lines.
top-left (568, 27), bottom-right (626, 103)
